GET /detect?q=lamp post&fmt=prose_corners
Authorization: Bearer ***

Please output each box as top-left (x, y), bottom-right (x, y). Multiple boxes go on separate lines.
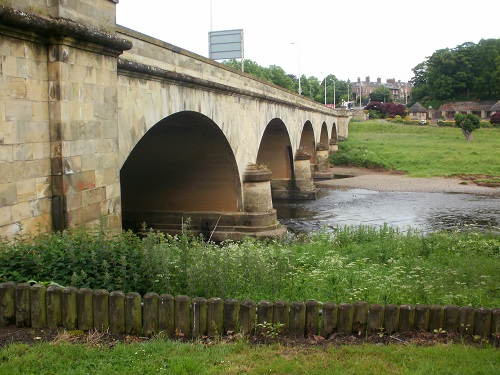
top-left (323, 76), bottom-right (327, 105)
top-left (291, 43), bottom-right (301, 95)
top-left (331, 79), bottom-right (335, 108)
top-left (359, 82), bottom-right (362, 108)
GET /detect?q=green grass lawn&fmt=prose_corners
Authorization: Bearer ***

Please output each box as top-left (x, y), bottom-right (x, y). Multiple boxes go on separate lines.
top-left (331, 121), bottom-right (500, 178)
top-left (1, 339), bottom-right (499, 374)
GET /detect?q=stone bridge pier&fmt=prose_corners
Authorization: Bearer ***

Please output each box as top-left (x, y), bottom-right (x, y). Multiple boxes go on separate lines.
top-left (0, 0), bottom-right (352, 241)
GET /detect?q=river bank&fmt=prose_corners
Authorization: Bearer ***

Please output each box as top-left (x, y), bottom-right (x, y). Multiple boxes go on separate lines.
top-left (316, 167), bottom-right (500, 196)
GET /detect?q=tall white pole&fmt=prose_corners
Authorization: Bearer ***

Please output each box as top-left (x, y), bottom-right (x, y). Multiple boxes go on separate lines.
top-left (333, 80), bottom-right (336, 108)
top-left (210, 0), bottom-right (213, 31)
top-left (359, 82), bottom-right (362, 107)
top-left (324, 77), bottom-right (326, 105)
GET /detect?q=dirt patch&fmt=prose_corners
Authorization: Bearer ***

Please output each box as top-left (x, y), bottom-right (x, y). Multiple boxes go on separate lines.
top-left (1, 326), bottom-right (498, 349)
top-left (318, 167), bottom-right (500, 196)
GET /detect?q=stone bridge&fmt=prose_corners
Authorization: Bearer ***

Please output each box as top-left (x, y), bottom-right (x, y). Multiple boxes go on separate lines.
top-left (0, 0), bottom-right (354, 240)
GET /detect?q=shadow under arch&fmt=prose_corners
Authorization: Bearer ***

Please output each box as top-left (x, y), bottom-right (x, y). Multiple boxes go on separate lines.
top-left (256, 118), bottom-right (293, 179)
top-left (299, 121), bottom-right (316, 164)
top-left (120, 111), bottom-right (242, 234)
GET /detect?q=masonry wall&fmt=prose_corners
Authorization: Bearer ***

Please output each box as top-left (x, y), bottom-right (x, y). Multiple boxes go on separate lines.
top-left (0, 32), bottom-right (52, 239)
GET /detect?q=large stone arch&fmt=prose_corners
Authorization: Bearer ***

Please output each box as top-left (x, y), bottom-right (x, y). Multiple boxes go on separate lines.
top-left (120, 111), bottom-right (242, 230)
top-left (319, 122), bottom-right (329, 146)
top-left (330, 121), bottom-right (339, 154)
top-left (299, 121), bottom-right (316, 165)
top-left (256, 118), bottom-right (293, 179)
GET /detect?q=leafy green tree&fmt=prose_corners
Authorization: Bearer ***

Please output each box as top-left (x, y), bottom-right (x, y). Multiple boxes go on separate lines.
top-left (454, 113), bottom-right (480, 141)
top-left (267, 65), bottom-right (295, 91)
top-left (369, 86), bottom-right (392, 103)
top-left (410, 39), bottom-right (500, 105)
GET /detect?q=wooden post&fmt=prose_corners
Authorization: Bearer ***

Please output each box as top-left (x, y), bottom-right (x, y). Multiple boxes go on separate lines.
top-left (428, 305), bottom-right (444, 332)
top-left (352, 301), bottom-right (368, 336)
top-left (30, 284), bottom-right (47, 329)
top-left (174, 295), bottom-right (191, 338)
top-left (125, 292), bottom-right (142, 335)
top-left (444, 305), bottom-right (460, 333)
top-left (337, 303), bottom-right (354, 335)
top-left (191, 297), bottom-right (207, 338)
top-left (223, 298), bottom-right (239, 335)
top-left (384, 304), bottom-right (399, 334)
top-left (289, 301), bottom-right (306, 337)
top-left (321, 302), bottom-right (337, 338)
top-left (109, 291), bottom-right (125, 334)
top-left (62, 287), bottom-right (78, 330)
top-left (93, 289), bottom-right (109, 331)
top-left (257, 300), bottom-right (273, 336)
top-left (273, 300), bottom-right (289, 334)
top-left (367, 304), bottom-right (384, 335)
top-left (305, 300), bottom-right (320, 335)
top-left (0, 282), bottom-right (16, 326)
top-left (240, 300), bottom-right (256, 336)
top-left (207, 297), bottom-right (223, 337)
top-left (459, 306), bottom-right (475, 336)
top-left (414, 305), bottom-right (429, 331)
top-left (77, 288), bottom-right (94, 331)
top-left (15, 283), bottom-right (31, 328)
top-left (399, 304), bottom-right (414, 333)
top-left (46, 285), bottom-right (63, 329)
top-left (143, 292), bottom-right (159, 336)
top-left (491, 308), bottom-right (500, 338)
top-left (474, 307), bottom-right (491, 338)
top-left (159, 294), bottom-right (175, 336)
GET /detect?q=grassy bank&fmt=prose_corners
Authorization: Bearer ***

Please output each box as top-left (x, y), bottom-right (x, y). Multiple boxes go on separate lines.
top-left (330, 121), bottom-right (500, 179)
top-left (1, 339), bottom-right (498, 374)
top-left (1, 227), bottom-right (499, 307)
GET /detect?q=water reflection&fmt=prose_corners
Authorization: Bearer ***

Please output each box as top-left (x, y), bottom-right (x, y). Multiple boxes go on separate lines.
top-left (274, 187), bottom-right (500, 234)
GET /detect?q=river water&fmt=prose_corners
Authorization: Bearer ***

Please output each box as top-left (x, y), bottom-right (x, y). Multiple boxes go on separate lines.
top-left (274, 187), bottom-right (500, 234)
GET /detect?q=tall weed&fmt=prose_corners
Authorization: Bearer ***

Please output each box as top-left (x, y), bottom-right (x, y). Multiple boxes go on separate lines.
top-left (0, 227), bottom-right (499, 307)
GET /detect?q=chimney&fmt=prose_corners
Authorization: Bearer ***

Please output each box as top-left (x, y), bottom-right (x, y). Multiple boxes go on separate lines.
top-left (365, 76), bottom-right (370, 83)
top-left (377, 77), bottom-right (381, 84)
top-left (357, 77), bottom-right (361, 83)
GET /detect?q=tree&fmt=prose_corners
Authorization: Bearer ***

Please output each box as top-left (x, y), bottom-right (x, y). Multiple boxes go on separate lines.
top-left (369, 86), bottom-right (392, 103)
top-left (490, 112), bottom-right (500, 126)
top-left (410, 39), bottom-right (500, 106)
top-left (364, 101), bottom-right (387, 118)
top-left (454, 113), bottom-right (480, 141)
top-left (386, 103), bottom-right (406, 118)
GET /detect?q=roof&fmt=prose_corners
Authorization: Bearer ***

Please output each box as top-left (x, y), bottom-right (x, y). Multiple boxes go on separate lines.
top-left (491, 100), bottom-right (500, 111)
top-left (438, 101), bottom-right (497, 111)
top-left (408, 102), bottom-right (427, 113)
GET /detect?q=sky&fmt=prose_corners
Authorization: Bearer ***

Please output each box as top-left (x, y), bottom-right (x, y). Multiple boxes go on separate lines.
top-left (117, 0), bottom-right (499, 84)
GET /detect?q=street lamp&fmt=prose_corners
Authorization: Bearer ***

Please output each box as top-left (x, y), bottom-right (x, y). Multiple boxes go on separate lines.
top-left (291, 43), bottom-right (301, 95)
top-left (321, 72), bottom-right (327, 105)
top-left (359, 82), bottom-right (362, 108)
top-left (330, 79), bottom-right (335, 108)
top-left (323, 76), bottom-right (327, 105)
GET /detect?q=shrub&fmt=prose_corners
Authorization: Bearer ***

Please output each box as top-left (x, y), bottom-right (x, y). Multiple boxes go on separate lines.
top-left (490, 112), bottom-right (500, 126)
top-left (1, 227), bottom-right (499, 307)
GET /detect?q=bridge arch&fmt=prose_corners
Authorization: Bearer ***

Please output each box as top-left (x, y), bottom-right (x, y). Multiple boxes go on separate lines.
top-left (256, 118), bottom-right (293, 179)
top-left (120, 111), bottom-right (242, 228)
top-left (299, 121), bottom-right (316, 165)
top-left (320, 122), bottom-right (329, 146)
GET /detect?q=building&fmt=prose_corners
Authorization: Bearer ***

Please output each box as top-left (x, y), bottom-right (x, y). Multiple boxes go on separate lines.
top-left (408, 102), bottom-right (427, 122)
top-left (436, 101), bottom-right (499, 120)
top-left (409, 100), bottom-right (500, 122)
top-left (354, 76), bottom-right (413, 104)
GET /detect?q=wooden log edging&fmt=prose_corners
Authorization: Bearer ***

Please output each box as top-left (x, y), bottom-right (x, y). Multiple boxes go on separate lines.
top-left (1, 282), bottom-right (499, 339)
